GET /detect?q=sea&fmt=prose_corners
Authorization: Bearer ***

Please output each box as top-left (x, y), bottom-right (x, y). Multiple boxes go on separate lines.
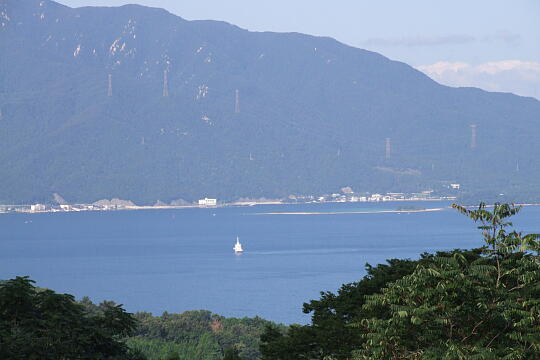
top-left (1, 201), bottom-right (539, 324)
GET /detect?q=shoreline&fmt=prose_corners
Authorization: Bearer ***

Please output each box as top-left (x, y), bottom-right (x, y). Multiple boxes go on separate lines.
top-left (2, 201), bottom-right (539, 216)
top-left (0, 199), bottom-right (451, 215)
top-left (251, 208), bottom-right (446, 216)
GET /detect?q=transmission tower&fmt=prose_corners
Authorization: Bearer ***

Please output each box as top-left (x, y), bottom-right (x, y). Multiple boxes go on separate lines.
top-left (470, 124), bottom-right (477, 149)
top-left (385, 137), bottom-right (391, 159)
top-left (163, 70), bottom-right (169, 97)
top-left (107, 74), bottom-right (113, 97)
top-left (235, 89), bottom-right (240, 114)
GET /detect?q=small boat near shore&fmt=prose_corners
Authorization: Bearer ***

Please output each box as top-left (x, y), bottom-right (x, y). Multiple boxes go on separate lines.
top-left (233, 237), bottom-right (244, 253)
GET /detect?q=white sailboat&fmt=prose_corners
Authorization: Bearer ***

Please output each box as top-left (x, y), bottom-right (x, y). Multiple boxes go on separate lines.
top-left (233, 236), bottom-right (244, 253)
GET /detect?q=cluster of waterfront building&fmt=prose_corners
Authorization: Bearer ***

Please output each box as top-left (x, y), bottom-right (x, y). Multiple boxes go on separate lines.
top-left (0, 189), bottom-right (458, 214)
top-left (290, 190), bottom-right (456, 203)
top-left (0, 203), bottom-right (134, 214)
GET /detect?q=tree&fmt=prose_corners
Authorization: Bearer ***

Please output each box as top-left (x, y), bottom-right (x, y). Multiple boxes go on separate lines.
top-left (355, 203), bottom-right (540, 359)
top-left (0, 276), bottom-right (142, 359)
top-left (223, 346), bottom-right (243, 360)
top-left (299, 258), bottom-right (423, 359)
top-left (260, 253), bottom-right (482, 360)
top-left (164, 352), bottom-right (181, 360)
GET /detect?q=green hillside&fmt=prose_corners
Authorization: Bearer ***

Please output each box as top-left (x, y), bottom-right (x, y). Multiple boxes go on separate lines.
top-left (1, 0), bottom-right (539, 204)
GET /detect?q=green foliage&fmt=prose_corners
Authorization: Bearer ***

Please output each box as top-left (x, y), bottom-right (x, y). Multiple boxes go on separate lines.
top-left (260, 323), bottom-right (317, 360)
top-left (0, 276), bottom-right (281, 360)
top-left (354, 203), bottom-right (540, 359)
top-left (128, 310), bottom-right (282, 360)
top-left (0, 276), bottom-right (141, 359)
top-left (260, 203), bottom-right (540, 359)
top-left (164, 352), bottom-right (182, 360)
top-left (260, 252), bottom-right (482, 360)
top-left (126, 337), bottom-right (190, 360)
top-left (223, 346), bottom-right (243, 360)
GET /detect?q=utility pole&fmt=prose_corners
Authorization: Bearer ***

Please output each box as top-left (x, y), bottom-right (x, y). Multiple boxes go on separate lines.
top-left (163, 70), bottom-right (169, 97)
top-left (385, 137), bottom-right (391, 159)
top-left (470, 124), bottom-right (477, 149)
top-left (235, 89), bottom-right (240, 114)
top-left (107, 74), bottom-right (113, 97)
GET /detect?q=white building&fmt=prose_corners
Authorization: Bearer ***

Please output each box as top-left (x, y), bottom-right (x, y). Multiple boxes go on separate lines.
top-left (30, 204), bottom-right (46, 212)
top-left (387, 192), bottom-right (405, 200)
top-left (450, 183), bottom-right (461, 190)
top-left (198, 198), bottom-right (217, 206)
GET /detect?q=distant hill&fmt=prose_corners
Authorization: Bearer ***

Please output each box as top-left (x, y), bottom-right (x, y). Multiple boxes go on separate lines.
top-left (1, 0), bottom-right (540, 204)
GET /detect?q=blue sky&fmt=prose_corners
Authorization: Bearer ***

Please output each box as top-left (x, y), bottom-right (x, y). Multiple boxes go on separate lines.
top-left (57, 0), bottom-right (540, 98)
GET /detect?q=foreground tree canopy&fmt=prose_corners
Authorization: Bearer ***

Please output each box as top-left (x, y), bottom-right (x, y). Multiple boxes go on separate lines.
top-left (127, 310), bottom-right (279, 360)
top-left (260, 203), bottom-right (540, 359)
top-left (0, 276), bottom-right (143, 360)
top-left (0, 278), bottom-right (274, 360)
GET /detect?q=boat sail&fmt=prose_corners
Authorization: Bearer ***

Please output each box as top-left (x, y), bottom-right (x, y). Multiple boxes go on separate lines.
top-left (233, 237), bottom-right (244, 253)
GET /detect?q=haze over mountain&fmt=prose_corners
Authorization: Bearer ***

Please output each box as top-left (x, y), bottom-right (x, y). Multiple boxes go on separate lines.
top-left (1, 0), bottom-right (540, 204)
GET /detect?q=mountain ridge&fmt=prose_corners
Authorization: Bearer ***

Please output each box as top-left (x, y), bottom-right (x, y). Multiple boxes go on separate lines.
top-left (1, 0), bottom-right (539, 204)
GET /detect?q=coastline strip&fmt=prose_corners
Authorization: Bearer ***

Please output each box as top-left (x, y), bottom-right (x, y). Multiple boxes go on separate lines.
top-left (251, 208), bottom-right (445, 215)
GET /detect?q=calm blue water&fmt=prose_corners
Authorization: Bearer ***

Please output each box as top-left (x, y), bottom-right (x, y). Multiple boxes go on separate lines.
top-left (1, 201), bottom-right (539, 324)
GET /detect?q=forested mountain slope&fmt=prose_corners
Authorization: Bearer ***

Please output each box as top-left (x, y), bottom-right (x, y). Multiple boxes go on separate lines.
top-left (1, 0), bottom-right (539, 204)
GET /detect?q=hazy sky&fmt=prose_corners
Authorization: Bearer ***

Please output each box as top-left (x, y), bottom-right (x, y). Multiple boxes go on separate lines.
top-left (56, 0), bottom-right (540, 99)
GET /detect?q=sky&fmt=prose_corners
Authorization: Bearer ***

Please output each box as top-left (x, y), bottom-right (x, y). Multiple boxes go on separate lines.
top-left (57, 0), bottom-right (540, 99)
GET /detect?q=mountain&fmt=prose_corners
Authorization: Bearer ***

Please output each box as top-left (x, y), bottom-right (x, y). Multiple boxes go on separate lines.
top-left (1, 0), bottom-right (540, 204)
